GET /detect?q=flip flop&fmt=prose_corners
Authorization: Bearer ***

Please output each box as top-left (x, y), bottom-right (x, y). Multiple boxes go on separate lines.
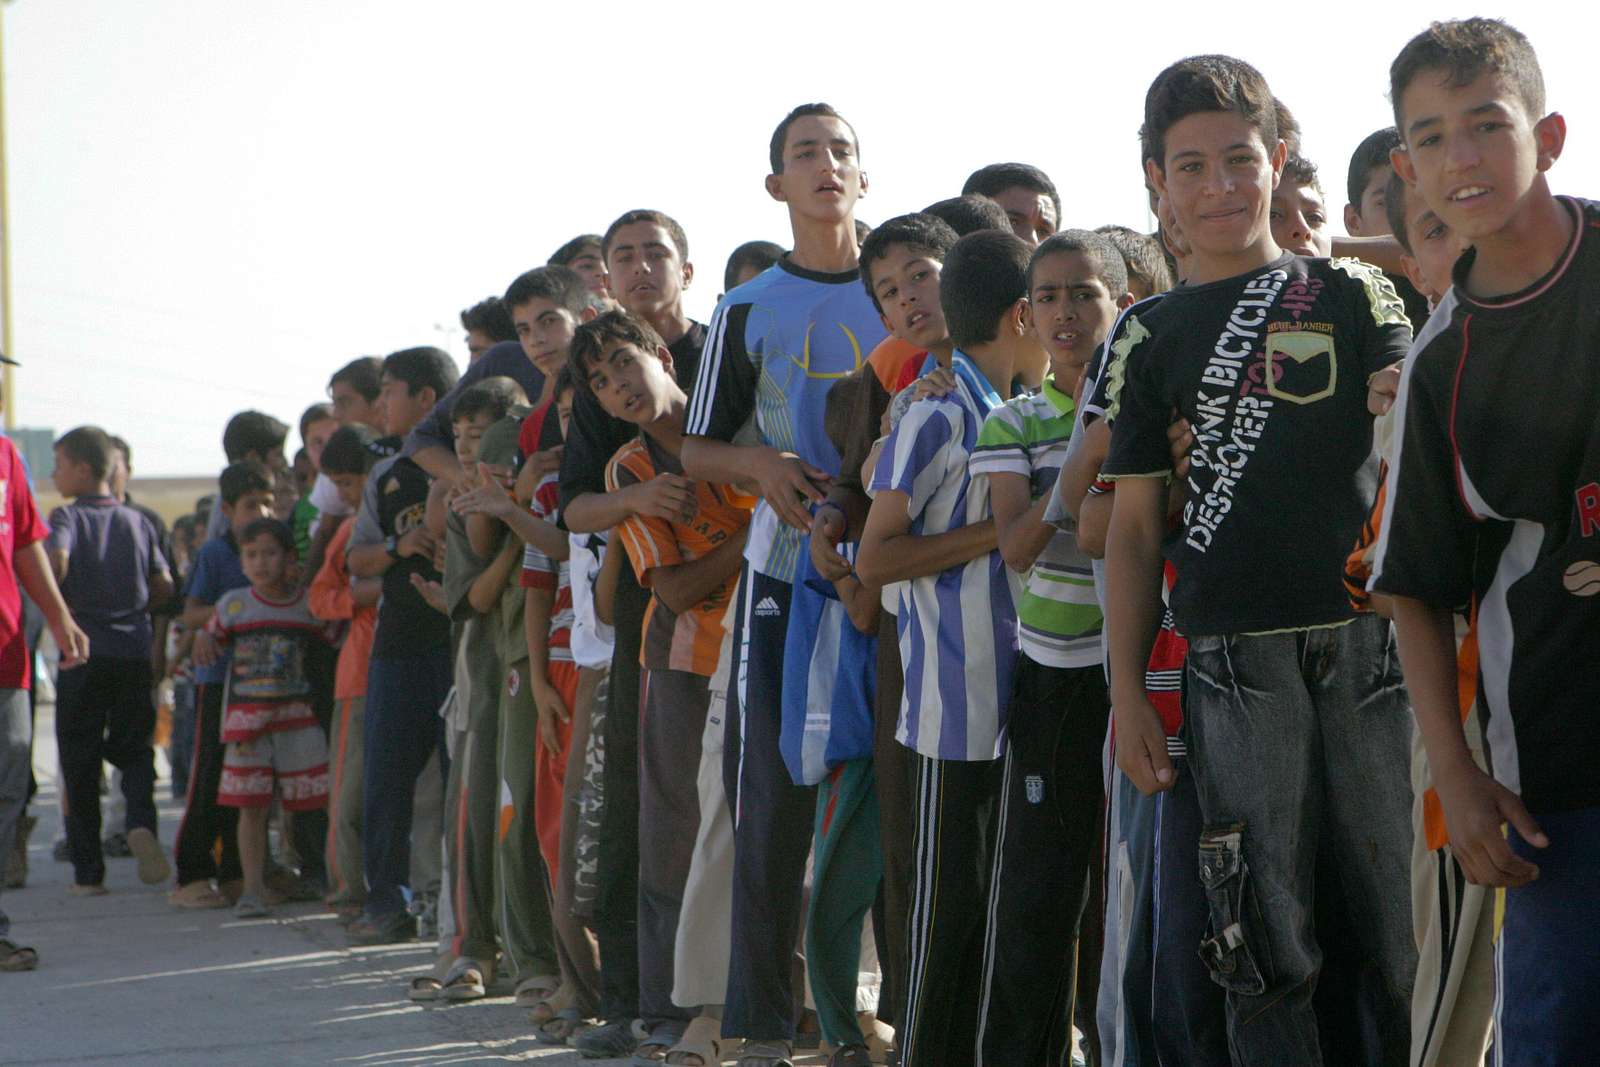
top-left (0, 939), bottom-right (38, 972)
top-left (441, 959), bottom-right (486, 1002)
top-left (665, 1036), bottom-right (724, 1066)
top-left (827, 1045), bottom-right (874, 1067)
top-left (407, 975), bottom-right (444, 1002)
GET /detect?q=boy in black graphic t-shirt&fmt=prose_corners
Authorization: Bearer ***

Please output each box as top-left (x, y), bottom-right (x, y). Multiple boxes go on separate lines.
top-left (1102, 55), bottom-right (1415, 1065)
top-left (343, 346), bottom-right (460, 944)
top-left (1374, 19), bottom-right (1600, 1066)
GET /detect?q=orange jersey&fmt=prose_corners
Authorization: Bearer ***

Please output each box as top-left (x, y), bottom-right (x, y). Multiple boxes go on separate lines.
top-left (605, 435), bottom-right (753, 676)
top-left (308, 517), bottom-right (373, 701)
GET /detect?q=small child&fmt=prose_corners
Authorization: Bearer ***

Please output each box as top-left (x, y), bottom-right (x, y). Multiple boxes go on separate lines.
top-left (47, 426), bottom-right (174, 894)
top-left (207, 518), bottom-right (335, 917)
top-left (858, 229), bottom-right (1034, 1065)
top-left (172, 459), bottom-right (275, 908)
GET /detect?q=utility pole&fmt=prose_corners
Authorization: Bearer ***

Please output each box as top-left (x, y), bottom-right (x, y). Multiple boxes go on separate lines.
top-left (0, 4), bottom-right (14, 431)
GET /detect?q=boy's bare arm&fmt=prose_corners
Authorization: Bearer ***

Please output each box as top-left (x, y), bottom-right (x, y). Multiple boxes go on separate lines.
top-left (467, 538), bottom-right (521, 615)
top-left (180, 595), bottom-right (215, 631)
top-left (1076, 493), bottom-right (1113, 559)
top-left (1330, 234), bottom-right (1405, 274)
top-left (1391, 595), bottom-right (1546, 887)
top-left (351, 576), bottom-right (381, 608)
top-left (17, 541), bottom-right (89, 667)
top-left (410, 444), bottom-right (465, 487)
top-left (990, 472), bottom-right (1056, 575)
top-left (1104, 477), bottom-right (1173, 795)
top-left (856, 489), bottom-right (997, 588)
top-left (524, 584), bottom-right (568, 758)
top-left (47, 545), bottom-right (69, 583)
top-left (149, 569), bottom-right (175, 609)
top-left (681, 437), bottom-right (829, 533)
top-left (833, 573), bottom-right (881, 635)
top-left (1056, 419), bottom-right (1111, 523)
top-left (649, 528), bottom-right (748, 616)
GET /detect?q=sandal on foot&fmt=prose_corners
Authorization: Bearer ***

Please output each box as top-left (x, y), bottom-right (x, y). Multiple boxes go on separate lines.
top-left (828, 1045), bottom-right (874, 1067)
top-left (407, 975), bottom-right (445, 1002)
top-left (737, 1039), bottom-right (794, 1067)
top-left (514, 974), bottom-right (562, 1010)
top-left (665, 1036), bottom-right (724, 1066)
top-left (441, 959), bottom-right (486, 1002)
top-left (233, 894), bottom-right (270, 919)
top-left (535, 1005), bottom-right (587, 1045)
top-left (0, 939), bottom-right (38, 972)
top-left (632, 1023), bottom-right (688, 1065)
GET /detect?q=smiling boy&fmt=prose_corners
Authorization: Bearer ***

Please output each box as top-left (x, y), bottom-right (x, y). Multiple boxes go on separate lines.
top-left (1372, 19), bottom-right (1600, 1066)
top-left (680, 102), bottom-right (888, 1063)
top-left (1101, 55), bottom-right (1416, 1064)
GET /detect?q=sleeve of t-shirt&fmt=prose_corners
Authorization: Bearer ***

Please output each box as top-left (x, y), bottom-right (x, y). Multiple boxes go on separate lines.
top-left (205, 589), bottom-right (239, 642)
top-left (520, 477), bottom-right (561, 591)
top-left (1369, 345), bottom-right (1477, 610)
top-left (870, 399), bottom-right (957, 523)
top-left (1101, 316), bottom-right (1174, 480)
top-left (683, 301), bottom-right (758, 444)
top-left (1336, 258), bottom-right (1414, 377)
top-left (968, 403), bottom-right (1031, 482)
top-left (605, 452), bottom-right (684, 587)
top-left (144, 515), bottom-right (171, 576)
top-left (349, 464), bottom-right (385, 551)
top-left (10, 451), bottom-right (46, 549)
top-left (558, 390), bottom-right (632, 516)
top-left (187, 542), bottom-right (225, 606)
top-left (45, 507), bottom-right (73, 557)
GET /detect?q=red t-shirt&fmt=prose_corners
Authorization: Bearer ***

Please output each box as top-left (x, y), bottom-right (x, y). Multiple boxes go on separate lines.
top-left (0, 437), bottom-right (50, 689)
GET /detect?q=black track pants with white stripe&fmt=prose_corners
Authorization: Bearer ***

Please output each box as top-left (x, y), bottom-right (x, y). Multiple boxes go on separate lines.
top-left (977, 656), bottom-right (1109, 1066)
top-left (898, 751), bottom-right (1002, 1067)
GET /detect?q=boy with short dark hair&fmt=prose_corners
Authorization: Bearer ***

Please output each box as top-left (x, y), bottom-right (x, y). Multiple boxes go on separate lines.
top-left (208, 518), bottom-right (335, 918)
top-left (722, 239), bottom-right (785, 296)
top-left (48, 426), bottom-right (174, 894)
top-left (969, 230), bottom-right (1131, 1064)
top-left (344, 345), bottom-right (461, 944)
top-left (922, 195), bottom-right (1014, 238)
top-left (172, 459), bottom-right (276, 908)
top-left (857, 228), bottom-right (1034, 1067)
top-left (1383, 169), bottom-right (1465, 308)
top-left (1095, 224), bottom-right (1175, 301)
top-left (1343, 126), bottom-right (1434, 327)
top-left (309, 425), bottom-right (383, 919)
top-left (575, 309), bottom-right (753, 1058)
top-left (1103, 54), bottom-right (1416, 1063)
top-left (680, 101), bottom-right (889, 1064)
top-left (549, 233), bottom-right (611, 300)
top-left (461, 295), bottom-right (517, 363)
top-left (200, 412), bottom-right (292, 542)
top-left (962, 162), bottom-right (1061, 246)
top-left (1375, 18), bottom-right (1598, 1066)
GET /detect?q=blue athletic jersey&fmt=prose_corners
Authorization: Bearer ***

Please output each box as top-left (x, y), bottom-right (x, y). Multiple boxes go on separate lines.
top-left (685, 257), bottom-right (888, 584)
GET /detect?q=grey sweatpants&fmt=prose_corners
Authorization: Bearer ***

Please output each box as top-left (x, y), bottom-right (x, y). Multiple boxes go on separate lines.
top-left (0, 688), bottom-right (31, 939)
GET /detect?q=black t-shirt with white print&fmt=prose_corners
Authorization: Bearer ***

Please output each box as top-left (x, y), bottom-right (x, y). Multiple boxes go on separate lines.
top-left (372, 455), bottom-right (447, 658)
top-left (1103, 253), bottom-right (1412, 636)
top-left (1373, 197), bottom-right (1600, 814)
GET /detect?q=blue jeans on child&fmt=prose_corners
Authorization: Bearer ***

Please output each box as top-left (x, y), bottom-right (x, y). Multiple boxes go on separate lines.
top-left (1183, 615), bottom-right (1414, 1067)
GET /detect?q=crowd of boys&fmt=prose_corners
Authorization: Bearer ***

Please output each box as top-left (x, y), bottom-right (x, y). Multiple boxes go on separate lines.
top-left (0, 16), bottom-right (1593, 1067)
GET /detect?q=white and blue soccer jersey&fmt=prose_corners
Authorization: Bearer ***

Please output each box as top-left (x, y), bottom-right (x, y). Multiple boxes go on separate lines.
top-left (685, 257), bottom-right (888, 584)
top-left (870, 353), bottom-right (1022, 762)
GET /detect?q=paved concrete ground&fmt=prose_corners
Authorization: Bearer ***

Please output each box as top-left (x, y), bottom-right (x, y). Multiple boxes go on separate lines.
top-left (2, 702), bottom-right (818, 1066)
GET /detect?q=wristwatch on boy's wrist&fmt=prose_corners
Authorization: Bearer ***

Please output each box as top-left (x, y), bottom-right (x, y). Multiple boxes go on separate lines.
top-left (384, 534), bottom-right (401, 560)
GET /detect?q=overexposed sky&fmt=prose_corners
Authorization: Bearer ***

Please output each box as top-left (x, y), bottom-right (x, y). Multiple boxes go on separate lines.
top-left (7, 2), bottom-right (1595, 475)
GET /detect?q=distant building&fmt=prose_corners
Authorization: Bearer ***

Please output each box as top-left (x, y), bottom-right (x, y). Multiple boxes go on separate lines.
top-left (4, 427), bottom-right (55, 488)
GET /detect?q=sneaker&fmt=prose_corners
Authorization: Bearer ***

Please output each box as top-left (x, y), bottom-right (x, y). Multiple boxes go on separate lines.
top-left (127, 827), bottom-right (170, 886)
top-left (234, 894), bottom-right (271, 919)
top-left (409, 891), bottom-right (439, 940)
top-left (572, 1018), bottom-right (643, 1059)
top-left (67, 882), bottom-right (109, 897)
top-left (101, 831), bottom-right (132, 858)
top-left (346, 911), bottom-right (417, 946)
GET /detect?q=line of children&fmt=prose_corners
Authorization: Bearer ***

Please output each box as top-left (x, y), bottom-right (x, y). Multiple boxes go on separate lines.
top-left (37, 28), bottom-right (1589, 1067)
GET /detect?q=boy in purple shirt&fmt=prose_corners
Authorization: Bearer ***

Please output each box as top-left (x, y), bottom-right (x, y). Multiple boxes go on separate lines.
top-left (47, 426), bottom-right (173, 893)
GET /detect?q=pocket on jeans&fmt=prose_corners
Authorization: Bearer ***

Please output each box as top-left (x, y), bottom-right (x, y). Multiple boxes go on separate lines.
top-left (1197, 822), bottom-right (1270, 996)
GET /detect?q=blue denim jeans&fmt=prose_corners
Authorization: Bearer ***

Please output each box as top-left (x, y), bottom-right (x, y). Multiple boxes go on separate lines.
top-left (168, 679), bottom-right (196, 800)
top-left (1184, 615), bottom-right (1414, 1067)
top-left (1097, 766), bottom-right (1158, 1067)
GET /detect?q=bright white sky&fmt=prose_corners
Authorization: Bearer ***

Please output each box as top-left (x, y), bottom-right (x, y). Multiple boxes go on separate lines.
top-left (6, 1), bottom-right (1595, 475)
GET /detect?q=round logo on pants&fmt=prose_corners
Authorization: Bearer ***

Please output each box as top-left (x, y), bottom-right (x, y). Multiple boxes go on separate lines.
top-left (507, 668), bottom-right (521, 696)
